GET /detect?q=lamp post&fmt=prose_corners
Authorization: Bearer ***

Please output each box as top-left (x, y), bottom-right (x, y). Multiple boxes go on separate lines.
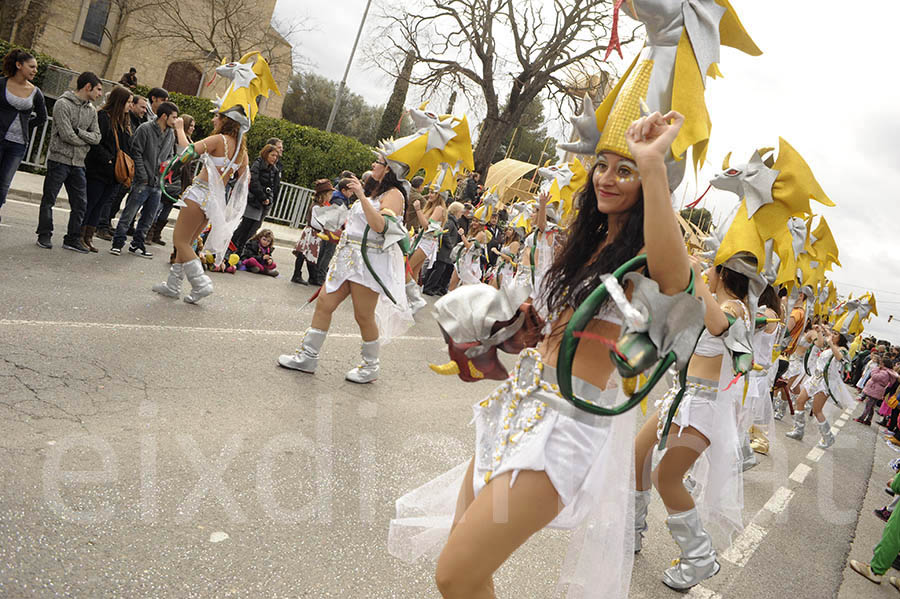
top-left (326, 0), bottom-right (373, 132)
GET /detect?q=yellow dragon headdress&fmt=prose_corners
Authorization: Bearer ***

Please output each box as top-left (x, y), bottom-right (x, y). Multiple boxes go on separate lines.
top-left (376, 103), bottom-right (475, 183)
top-left (559, 0), bottom-right (760, 190)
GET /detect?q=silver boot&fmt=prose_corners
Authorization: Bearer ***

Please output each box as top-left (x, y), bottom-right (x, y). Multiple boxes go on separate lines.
top-left (345, 340), bottom-right (380, 383)
top-left (773, 397), bottom-right (785, 420)
top-left (405, 280), bottom-right (427, 315)
top-left (634, 490), bottom-right (652, 554)
top-left (152, 262), bottom-right (184, 298)
top-left (816, 419), bottom-right (835, 449)
top-left (785, 410), bottom-right (806, 440)
top-left (662, 508), bottom-right (720, 590)
top-left (741, 432), bottom-right (759, 471)
top-left (278, 328), bottom-right (327, 374)
top-left (182, 258), bottom-right (214, 304)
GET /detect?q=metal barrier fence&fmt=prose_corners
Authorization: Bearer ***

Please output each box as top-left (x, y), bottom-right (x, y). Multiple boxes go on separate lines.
top-left (19, 115), bottom-right (314, 228)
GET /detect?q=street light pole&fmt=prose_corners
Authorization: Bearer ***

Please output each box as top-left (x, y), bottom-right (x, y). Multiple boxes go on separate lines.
top-left (326, 0), bottom-right (373, 132)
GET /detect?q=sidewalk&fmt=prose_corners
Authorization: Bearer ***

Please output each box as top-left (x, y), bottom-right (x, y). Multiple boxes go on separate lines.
top-left (838, 405), bottom-right (900, 598)
top-left (7, 170), bottom-right (304, 248)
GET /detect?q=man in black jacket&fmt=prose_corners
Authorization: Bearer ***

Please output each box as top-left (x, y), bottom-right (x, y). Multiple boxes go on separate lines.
top-left (423, 201), bottom-right (463, 296)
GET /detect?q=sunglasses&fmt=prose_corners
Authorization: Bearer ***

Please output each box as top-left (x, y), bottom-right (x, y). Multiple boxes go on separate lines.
top-left (375, 160), bottom-right (388, 166)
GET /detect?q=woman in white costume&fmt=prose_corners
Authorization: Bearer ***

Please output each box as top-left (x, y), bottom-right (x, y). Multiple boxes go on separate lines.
top-left (488, 226), bottom-right (521, 290)
top-left (405, 188), bottom-right (447, 313)
top-left (633, 257), bottom-right (750, 590)
top-left (744, 285), bottom-right (782, 459)
top-left (785, 324), bottom-right (852, 448)
top-left (152, 108), bottom-right (249, 303)
top-left (391, 111), bottom-right (693, 598)
top-left (277, 155), bottom-right (413, 383)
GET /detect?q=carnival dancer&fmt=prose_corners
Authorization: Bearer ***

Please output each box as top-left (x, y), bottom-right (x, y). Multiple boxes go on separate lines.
top-left (447, 218), bottom-right (488, 291)
top-left (488, 226), bottom-right (521, 290)
top-left (633, 254), bottom-right (751, 589)
top-left (774, 287), bottom-right (813, 419)
top-left (405, 188), bottom-right (447, 313)
top-left (747, 286), bottom-right (783, 456)
top-left (277, 158), bottom-right (411, 383)
top-left (152, 52), bottom-right (280, 302)
top-left (741, 286), bottom-right (782, 465)
top-left (786, 323), bottom-right (853, 448)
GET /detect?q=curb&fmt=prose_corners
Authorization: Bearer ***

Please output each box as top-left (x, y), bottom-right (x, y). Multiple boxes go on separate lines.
top-left (7, 189), bottom-right (302, 247)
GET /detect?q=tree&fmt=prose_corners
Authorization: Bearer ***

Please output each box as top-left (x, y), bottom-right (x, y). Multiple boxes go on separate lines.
top-left (282, 72), bottom-right (385, 146)
top-left (375, 49), bottom-right (416, 143)
top-left (1, 0), bottom-right (52, 48)
top-left (136, 0), bottom-right (302, 71)
top-left (99, 0), bottom-right (158, 78)
top-left (491, 97), bottom-right (557, 164)
top-left (377, 0), bottom-right (638, 175)
top-left (680, 208), bottom-right (713, 234)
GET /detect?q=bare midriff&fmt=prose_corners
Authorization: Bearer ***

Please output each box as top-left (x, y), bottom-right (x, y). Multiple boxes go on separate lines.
top-left (538, 306), bottom-right (619, 390)
top-left (686, 354), bottom-right (723, 382)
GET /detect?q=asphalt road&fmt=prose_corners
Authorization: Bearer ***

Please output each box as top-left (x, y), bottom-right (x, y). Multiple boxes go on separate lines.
top-left (0, 198), bottom-right (892, 598)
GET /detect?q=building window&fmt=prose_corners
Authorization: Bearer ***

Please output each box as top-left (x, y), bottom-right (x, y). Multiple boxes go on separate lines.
top-left (80, 0), bottom-right (110, 47)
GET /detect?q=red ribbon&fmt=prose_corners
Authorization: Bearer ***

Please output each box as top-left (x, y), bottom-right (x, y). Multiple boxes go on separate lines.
top-left (721, 373), bottom-right (743, 391)
top-left (603, 0), bottom-right (627, 61)
top-left (685, 183), bottom-right (712, 209)
top-left (572, 330), bottom-right (628, 361)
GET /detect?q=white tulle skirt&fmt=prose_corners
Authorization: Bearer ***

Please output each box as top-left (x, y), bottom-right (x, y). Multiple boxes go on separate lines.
top-left (388, 348), bottom-right (635, 598)
top-left (325, 235), bottom-right (413, 343)
top-left (656, 374), bottom-right (744, 550)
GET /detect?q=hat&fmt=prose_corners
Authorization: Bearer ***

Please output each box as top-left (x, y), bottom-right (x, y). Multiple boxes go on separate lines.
top-left (557, 1), bottom-right (760, 190)
top-left (314, 179), bottom-right (334, 195)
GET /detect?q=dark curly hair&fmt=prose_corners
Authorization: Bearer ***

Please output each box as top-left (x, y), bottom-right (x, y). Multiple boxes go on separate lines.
top-left (363, 166), bottom-right (408, 202)
top-left (542, 159), bottom-right (645, 319)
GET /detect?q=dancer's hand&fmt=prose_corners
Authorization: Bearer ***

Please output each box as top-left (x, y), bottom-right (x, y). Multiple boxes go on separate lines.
top-left (538, 191), bottom-right (550, 206)
top-left (413, 199), bottom-right (421, 211)
top-left (346, 175), bottom-right (364, 198)
top-left (625, 111), bottom-right (684, 167)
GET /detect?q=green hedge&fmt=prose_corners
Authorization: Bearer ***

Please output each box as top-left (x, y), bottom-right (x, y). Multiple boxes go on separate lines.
top-left (133, 85), bottom-right (373, 188)
top-left (0, 39), bottom-right (66, 89)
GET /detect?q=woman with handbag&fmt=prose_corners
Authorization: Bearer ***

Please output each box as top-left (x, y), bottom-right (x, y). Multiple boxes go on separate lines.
top-left (84, 85), bottom-right (134, 251)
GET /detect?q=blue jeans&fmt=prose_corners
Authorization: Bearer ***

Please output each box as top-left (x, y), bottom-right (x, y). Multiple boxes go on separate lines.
top-left (0, 140), bottom-right (26, 216)
top-left (36, 160), bottom-right (87, 244)
top-left (113, 183), bottom-right (161, 249)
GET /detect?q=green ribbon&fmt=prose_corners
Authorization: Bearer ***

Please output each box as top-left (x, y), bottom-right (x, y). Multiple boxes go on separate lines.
top-left (360, 215), bottom-right (408, 305)
top-left (803, 345), bottom-right (814, 376)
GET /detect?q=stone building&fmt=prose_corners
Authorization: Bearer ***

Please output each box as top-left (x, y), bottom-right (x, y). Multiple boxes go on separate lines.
top-left (2, 0), bottom-right (292, 117)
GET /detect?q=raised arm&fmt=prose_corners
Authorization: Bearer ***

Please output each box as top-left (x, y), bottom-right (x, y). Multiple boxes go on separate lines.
top-left (345, 175), bottom-right (403, 232)
top-left (690, 257), bottom-right (730, 335)
top-left (535, 191), bottom-right (549, 232)
top-left (625, 111), bottom-right (691, 295)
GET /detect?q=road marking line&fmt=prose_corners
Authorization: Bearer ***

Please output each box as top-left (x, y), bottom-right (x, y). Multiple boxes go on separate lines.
top-left (806, 447), bottom-right (825, 462)
top-left (763, 486), bottom-right (795, 514)
top-left (0, 319), bottom-right (443, 341)
top-left (721, 522), bottom-right (767, 567)
top-left (790, 463), bottom-right (812, 483)
top-left (687, 585), bottom-right (722, 599)
top-left (834, 419), bottom-right (846, 428)
top-left (831, 426), bottom-right (840, 435)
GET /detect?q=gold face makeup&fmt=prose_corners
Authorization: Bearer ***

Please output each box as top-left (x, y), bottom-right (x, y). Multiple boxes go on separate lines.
top-left (595, 155), bottom-right (641, 184)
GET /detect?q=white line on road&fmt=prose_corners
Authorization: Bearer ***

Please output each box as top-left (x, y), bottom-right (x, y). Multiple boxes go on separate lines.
top-left (687, 585), bottom-right (722, 599)
top-left (0, 319), bottom-right (443, 341)
top-left (833, 419), bottom-right (846, 428)
top-left (806, 447), bottom-right (825, 462)
top-left (763, 487), bottom-right (795, 514)
top-left (721, 522), bottom-right (768, 567)
top-left (790, 463), bottom-right (812, 484)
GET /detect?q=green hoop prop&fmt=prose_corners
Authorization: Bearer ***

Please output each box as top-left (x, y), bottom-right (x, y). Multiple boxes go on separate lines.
top-left (557, 256), bottom-right (696, 425)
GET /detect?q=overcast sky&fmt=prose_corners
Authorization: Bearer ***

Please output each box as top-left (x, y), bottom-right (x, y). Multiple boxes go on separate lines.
top-left (280, 0), bottom-right (900, 343)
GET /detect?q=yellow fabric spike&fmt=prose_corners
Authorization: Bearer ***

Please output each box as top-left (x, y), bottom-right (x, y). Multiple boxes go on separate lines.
top-left (771, 137), bottom-right (835, 215)
top-left (716, 0), bottom-right (763, 56)
top-left (596, 59), bottom-right (653, 160)
top-left (387, 133), bottom-right (430, 179)
top-left (715, 202), bottom-right (766, 269)
top-left (810, 217), bottom-right (840, 266)
top-left (591, 52), bottom-right (642, 158)
top-left (671, 30), bottom-right (710, 171)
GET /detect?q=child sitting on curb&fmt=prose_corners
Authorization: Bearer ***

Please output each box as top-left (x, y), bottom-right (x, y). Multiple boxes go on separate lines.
top-left (240, 229), bottom-right (278, 277)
